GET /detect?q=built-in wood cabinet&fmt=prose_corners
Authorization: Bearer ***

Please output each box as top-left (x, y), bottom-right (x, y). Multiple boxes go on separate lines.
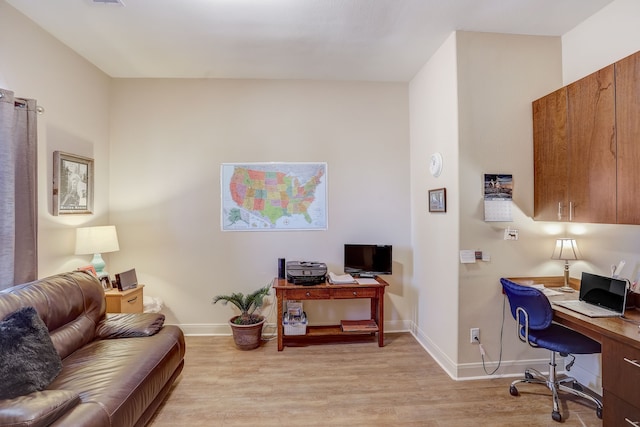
top-left (533, 87), bottom-right (568, 221)
top-left (615, 52), bottom-right (640, 225)
top-left (533, 51), bottom-right (640, 224)
top-left (602, 336), bottom-right (640, 425)
top-left (566, 64), bottom-right (616, 224)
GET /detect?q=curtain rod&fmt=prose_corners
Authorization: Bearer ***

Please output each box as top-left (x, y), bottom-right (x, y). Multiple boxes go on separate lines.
top-left (0, 92), bottom-right (45, 114)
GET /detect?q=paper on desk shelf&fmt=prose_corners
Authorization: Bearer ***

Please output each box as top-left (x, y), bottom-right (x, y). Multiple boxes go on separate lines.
top-left (355, 278), bottom-right (379, 285)
top-left (328, 272), bottom-right (356, 284)
top-left (532, 284), bottom-right (563, 297)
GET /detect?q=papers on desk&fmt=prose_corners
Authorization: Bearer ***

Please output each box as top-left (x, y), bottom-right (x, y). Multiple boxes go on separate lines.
top-left (327, 272), bottom-right (356, 284)
top-left (327, 272), bottom-right (379, 285)
top-left (532, 284), bottom-right (564, 297)
top-left (355, 278), bottom-right (379, 285)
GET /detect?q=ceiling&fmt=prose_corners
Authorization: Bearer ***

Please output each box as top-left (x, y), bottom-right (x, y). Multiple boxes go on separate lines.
top-left (6, 0), bottom-right (614, 82)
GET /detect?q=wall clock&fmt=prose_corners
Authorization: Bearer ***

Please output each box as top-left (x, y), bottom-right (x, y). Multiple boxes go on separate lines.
top-left (429, 152), bottom-right (443, 177)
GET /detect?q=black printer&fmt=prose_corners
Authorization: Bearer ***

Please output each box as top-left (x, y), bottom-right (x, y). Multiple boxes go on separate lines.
top-left (286, 261), bottom-right (327, 285)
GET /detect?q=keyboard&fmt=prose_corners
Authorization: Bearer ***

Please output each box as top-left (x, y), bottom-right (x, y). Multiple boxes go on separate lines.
top-left (553, 300), bottom-right (622, 318)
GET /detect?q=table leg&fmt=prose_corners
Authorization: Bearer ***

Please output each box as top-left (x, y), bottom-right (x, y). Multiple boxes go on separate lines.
top-left (373, 290), bottom-right (384, 347)
top-left (277, 290), bottom-right (284, 351)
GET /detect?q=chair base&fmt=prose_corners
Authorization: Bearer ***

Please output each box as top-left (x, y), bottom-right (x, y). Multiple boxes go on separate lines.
top-left (509, 353), bottom-right (603, 422)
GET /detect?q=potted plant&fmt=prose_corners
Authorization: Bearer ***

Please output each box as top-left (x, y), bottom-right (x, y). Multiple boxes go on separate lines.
top-left (212, 284), bottom-right (271, 350)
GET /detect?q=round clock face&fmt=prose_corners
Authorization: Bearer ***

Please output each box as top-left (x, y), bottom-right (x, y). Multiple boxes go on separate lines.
top-left (430, 152), bottom-right (443, 177)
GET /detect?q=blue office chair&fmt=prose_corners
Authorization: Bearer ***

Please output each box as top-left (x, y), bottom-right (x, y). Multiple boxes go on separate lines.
top-left (500, 278), bottom-right (603, 422)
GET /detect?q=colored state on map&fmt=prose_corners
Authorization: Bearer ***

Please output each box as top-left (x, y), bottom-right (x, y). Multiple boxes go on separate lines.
top-left (229, 167), bottom-right (324, 225)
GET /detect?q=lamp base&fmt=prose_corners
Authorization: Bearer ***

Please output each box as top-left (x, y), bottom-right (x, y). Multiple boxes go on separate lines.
top-left (90, 253), bottom-right (106, 277)
top-left (558, 286), bottom-right (575, 293)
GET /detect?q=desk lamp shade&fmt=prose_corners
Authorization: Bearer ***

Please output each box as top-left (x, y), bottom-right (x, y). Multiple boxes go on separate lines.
top-left (551, 238), bottom-right (581, 293)
top-left (75, 226), bottom-right (119, 277)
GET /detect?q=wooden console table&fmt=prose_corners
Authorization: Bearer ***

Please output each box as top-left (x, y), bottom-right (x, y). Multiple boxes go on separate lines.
top-left (272, 277), bottom-right (388, 351)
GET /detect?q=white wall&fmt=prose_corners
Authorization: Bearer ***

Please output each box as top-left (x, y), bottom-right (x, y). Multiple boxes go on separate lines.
top-left (107, 78), bottom-right (413, 333)
top-left (562, 0), bottom-right (640, 84)
top-left (1, 3), bottom-right (414, 334)
top-left (409, 33), bottom-right (461, 373)
top-left (409, 31), bottom-right (565, 379)
top-left (0, 2), bottom-right (112, 278)
top-left (455, 32), bottom-right (565, 378)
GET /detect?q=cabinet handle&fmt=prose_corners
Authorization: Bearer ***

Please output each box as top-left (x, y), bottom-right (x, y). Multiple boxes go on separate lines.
top-left (305, 292), bottom-right (311, 297)
top-left (127, 296), bottom-right (138, 304)
top-left (625, 418), bottom-right (640, 426)
top-left (558, 202), bottom-right (562, 221)
top-left (623, 357), bottom-right (640, 369)
top-left (569, 202), bottom-right (573, 221)
top-left (353, 291), bottom-right (357, 296)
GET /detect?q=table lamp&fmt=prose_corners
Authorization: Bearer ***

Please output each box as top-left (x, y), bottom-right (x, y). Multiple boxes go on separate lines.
top-left (75, 225), bottom-right (119, 278)
top-left (551, 238), bottom-right (581, 293)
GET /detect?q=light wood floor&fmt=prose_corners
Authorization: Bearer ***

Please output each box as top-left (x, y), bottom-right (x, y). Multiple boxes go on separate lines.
top-left (149, 333), bottom-right (602, 426)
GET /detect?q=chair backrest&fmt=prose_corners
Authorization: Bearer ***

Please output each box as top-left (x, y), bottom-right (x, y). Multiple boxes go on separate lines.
top-left (500, 278), bottom-right (553, 330)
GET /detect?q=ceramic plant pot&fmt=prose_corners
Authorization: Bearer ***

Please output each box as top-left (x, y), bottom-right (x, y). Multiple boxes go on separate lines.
top-left (228, 316), bottom-right (265, 350)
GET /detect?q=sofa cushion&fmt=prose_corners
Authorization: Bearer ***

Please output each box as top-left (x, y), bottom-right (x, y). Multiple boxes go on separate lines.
top-left (0, 307), bottom-right (62, 400)
top-left (48, 326), bottom-right (185, 427)
top-left (95, 312), bottom-right (165, 339)
top-left (0, 390), bottom-right (80, 427)
top-left (0, 272), bottom-right (106, 360)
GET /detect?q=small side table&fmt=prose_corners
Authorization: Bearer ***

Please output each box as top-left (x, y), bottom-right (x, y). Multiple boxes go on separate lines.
top-left (104, 285), bottom-right (144, 313)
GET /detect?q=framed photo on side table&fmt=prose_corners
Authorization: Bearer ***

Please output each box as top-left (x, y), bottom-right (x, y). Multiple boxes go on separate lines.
top-left (53, 151), bottom-right (94, 215)
top-left (99, 276), bottom-right (112, 291)
top-left (428, 188), bottom-right (447, 213)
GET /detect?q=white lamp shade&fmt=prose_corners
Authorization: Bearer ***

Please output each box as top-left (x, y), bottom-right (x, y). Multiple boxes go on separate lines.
top-left (75, 226), bottom-right (120, 255)
top-left (551, 238), bottom-right (581, 261)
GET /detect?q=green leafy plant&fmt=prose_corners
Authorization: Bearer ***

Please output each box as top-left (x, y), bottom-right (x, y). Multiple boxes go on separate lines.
top-left (212, 284), bottom-right (271, 325)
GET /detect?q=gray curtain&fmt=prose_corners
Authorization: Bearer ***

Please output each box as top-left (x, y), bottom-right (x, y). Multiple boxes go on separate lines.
top-left (0, 88), bottom-right (38, 290)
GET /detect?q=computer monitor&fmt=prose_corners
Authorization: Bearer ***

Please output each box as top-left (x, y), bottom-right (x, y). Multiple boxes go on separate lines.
top-left (344, 244), bottom-right (392, 277)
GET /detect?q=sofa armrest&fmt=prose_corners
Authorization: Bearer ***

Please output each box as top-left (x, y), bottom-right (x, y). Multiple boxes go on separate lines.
top-left (0, 390), bottom-right (80, 427)
top-left (95, 313), bottom-right (165, 339)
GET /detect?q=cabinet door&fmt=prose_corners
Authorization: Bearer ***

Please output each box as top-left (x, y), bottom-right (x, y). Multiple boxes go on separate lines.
top-left (616, 52), bottom-right (640, 224)
top-left (566, 64), bottom-right (616, 224)
top-left (533, 87), bottom-right (568, 221)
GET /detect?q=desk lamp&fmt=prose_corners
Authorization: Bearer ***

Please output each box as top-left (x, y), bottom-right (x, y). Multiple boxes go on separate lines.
top-left (551, 238), bottom-right (581, 293)
top-left (75, 225), bottom-right (119, 278)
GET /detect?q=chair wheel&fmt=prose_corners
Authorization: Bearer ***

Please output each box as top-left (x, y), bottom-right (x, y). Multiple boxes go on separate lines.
top-left (597, 407), bottom-right (603, 419)
top-left (509, 385), bottom-right (519, 396)
top-left (552, 411), bottom-right (562, 422)
top-left (525, 371), bottom-right (534, 380)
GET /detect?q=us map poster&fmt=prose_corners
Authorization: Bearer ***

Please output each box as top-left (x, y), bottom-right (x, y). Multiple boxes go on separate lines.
top-left (221, 162), bottom-right (328, 231)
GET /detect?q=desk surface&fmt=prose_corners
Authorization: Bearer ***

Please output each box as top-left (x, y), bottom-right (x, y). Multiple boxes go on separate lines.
top-left (508, 276), bottom-right (640, 349)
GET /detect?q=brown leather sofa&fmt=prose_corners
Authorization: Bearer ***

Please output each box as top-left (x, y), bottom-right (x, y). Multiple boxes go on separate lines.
top-left (0, 271), bottom-right (185, 427)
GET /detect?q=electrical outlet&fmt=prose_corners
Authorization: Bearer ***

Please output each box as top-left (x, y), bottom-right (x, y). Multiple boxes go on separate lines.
top-left (470, 328), bottom-right (480, 344)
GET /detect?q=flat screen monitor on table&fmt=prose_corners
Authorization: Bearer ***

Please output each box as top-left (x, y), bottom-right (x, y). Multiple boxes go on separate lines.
top-left (344, 244), bottom-right (392, 277)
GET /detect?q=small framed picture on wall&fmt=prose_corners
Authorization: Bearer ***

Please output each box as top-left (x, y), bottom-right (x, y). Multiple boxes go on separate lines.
top-left (53, 151), bottom-right (94, 215)
top-left (428, 188), bottom-right (447, 213)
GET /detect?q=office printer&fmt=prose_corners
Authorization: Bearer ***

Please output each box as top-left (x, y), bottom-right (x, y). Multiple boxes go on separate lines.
top-left (286, 261), bottom-right (327, 285)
